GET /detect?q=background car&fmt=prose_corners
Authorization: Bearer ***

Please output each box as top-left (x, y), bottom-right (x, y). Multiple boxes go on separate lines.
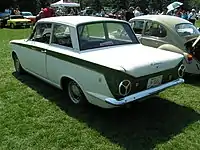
top-left (10, 16), bottom-right (184, 108)
top-left (129, 15), bottom-right (200, 75)
top-left (21, 11), bottom-right (36, 24)
top-left (5, 15), bottom-right (31, 28)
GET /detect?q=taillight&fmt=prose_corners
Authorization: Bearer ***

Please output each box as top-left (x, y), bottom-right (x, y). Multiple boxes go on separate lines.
top-left (187, 54), bottom-right (193, 63)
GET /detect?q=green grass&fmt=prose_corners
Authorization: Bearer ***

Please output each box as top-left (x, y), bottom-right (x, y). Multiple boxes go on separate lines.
top-left (0, 28), bottom-right (200, 150)
top-left (196, 20), bottom-right (200, 27)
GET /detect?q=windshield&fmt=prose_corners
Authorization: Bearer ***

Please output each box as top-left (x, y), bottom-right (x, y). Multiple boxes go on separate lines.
top-left (22, 12), bottom-right (32, 16)
top-left (175, 23), bottom-right (200, 37)
top-left (10, 15), bottom-right (24, 19)
top-left (77, 22), bottom-right (139, 50)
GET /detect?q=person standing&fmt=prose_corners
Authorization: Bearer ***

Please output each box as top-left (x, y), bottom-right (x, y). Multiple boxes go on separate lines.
top-left (43, 2), bottom-right (55, 18)
top-left (134, 7), bottom-right (141, 17)
top-left (125, 7), bottom-right (134, 21)
top-left (188, 9), bottom-right (197, 25)
top-left (14, 7), bottom-right (21, 15)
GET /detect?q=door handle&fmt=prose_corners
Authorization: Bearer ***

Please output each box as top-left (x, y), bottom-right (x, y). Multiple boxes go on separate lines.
top-left (41, 50), bottom-right (46, 53)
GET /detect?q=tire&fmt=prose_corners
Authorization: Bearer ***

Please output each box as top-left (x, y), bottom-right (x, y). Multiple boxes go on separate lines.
top-left (10, 23), bottom-right (15, 29)
top-left (64, 80), bottom-right (87, 105)
top-left (13, 54), bottom-right (25, 74)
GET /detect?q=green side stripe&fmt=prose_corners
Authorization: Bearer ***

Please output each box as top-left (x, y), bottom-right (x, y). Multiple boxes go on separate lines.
top-left (11, 42), bottom-right (126, 76)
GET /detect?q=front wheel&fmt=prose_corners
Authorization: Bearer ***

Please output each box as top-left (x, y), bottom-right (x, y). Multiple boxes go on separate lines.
top-left (10, 23), bottom-right (15, 29)
top-left (66, 80), bottom-right (87, 105)
top-left (13, 54), bottom-right (25, 74)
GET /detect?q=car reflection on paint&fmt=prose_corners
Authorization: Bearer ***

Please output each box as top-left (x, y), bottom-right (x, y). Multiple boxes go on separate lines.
top-left (10, 16), bottom-right (185, 108)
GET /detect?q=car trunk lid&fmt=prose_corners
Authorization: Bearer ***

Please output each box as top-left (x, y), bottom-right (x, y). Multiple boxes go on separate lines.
top-left (81, 44), bottom-right (183, 77)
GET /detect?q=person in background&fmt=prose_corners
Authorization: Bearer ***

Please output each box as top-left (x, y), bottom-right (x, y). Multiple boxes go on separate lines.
top-left (188, 9), bottom-right (197, 25)
top-left (43, 2), bottom-right (55, 18)
top-left (100, 9), bottom-right (105, 17)
top-left (14, 7), bottom-right (21, 15)
top-left (69, 8), bottom-right (75, 16)
top-left (161, 8), bottom-right (168, 15)
top-left (134, 7), bottom-right (141, 17)
top-left (175, 7), bottom-right (182, 17)
top-left (35, 8), bottom-right (44, 24)
top-left (125, 7), bottom-right (134, 21)
top-left (143, 8), bottom-right (149, 15)
top-left (181, 9), bottom-right (188, 20)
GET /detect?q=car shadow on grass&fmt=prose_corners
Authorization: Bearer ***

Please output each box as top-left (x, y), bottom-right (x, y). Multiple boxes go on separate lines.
top-left (13, 72), bottom-right (200, 150)
top-left (184, 74), bottom-right (200, 86)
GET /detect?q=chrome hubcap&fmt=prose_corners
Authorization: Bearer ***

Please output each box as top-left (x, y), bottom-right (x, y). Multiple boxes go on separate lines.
top-left (68, 81), bottom-right (82, 104)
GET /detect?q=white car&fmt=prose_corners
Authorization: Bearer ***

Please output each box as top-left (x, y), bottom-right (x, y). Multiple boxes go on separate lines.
top-left (10, 16), bottom-right (185, 108)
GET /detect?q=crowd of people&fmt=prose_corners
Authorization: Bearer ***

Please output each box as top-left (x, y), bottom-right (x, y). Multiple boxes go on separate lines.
top-left (3, 2), bottom-right (200, 26)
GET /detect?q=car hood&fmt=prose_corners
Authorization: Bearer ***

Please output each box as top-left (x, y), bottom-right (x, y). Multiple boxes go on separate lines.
top-left (80, 44), bottom-right (183, 77)
top-left (10, 19), bottom-right (30, 22)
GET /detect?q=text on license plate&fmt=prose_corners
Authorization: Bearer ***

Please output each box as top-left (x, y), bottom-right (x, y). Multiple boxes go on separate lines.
top-left (147, 75), bottom-right (163, 89)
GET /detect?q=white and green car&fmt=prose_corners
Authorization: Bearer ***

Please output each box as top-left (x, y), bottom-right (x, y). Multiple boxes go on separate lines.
top-left (10, 16), bottom-right (185, 108)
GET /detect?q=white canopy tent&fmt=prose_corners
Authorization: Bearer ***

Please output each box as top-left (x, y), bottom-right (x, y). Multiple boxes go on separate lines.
top-left (51, 0), bottom-right (80, 7)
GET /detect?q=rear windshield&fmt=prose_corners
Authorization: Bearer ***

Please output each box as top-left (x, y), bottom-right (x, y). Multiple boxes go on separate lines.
top-left (175, 23), bottom-right (199, 37)
top-left (22, 12), bottom-right (33, 16)
top-left (77, 21), bottom-right (139, 50)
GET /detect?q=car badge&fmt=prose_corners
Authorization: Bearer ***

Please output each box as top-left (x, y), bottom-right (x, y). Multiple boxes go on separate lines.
top-left (150, 62), bottom-right (162, 69)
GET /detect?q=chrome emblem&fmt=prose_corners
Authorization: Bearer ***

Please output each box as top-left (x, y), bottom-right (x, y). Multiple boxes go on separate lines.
top-left (178, 64), bottom-right (186, 77)
top-left (119, 80), bottom-right (132, 96)
top-left (151, 62), bottom-right (162, 68)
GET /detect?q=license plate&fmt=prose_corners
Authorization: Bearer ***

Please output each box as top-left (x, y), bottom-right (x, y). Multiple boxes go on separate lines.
top-left (23, 23), bottom-right (26, 25)
top-left (147, 75), bottom-right (163, 89)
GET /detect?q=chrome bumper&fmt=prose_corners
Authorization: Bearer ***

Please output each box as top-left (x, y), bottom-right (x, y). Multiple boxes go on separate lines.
top-left (105, 78), bottom-right (184, 106)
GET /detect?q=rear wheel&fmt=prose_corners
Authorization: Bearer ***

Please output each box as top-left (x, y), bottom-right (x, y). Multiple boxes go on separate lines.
top-left (13, 54), bottom-right (25, 74)
top-left (64, 80), bottom-right (87, 105)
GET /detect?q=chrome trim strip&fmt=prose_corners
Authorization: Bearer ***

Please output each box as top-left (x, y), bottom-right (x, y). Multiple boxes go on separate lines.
top-left (105, 78), bottom-right (184, 106)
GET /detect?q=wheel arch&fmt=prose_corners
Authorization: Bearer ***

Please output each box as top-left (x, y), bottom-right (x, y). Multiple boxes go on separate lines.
top-left (60, 76), bottom-right (85, 92)
top-left (11, 51), bottom-right (17, 59)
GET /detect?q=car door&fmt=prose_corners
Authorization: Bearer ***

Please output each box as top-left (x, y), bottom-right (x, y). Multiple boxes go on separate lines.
top-left (25, 23), bottom-right (52, 78)
top-left (130, 20), bottom-right (145, 41)
top-left (140, 21), bottom-right (168, 48)
top-left (46, 23), bottom-right (74, 85)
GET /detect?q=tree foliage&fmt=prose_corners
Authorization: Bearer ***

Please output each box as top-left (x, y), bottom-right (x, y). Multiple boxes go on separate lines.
top-left (0, 0), bottom-right (200, 13)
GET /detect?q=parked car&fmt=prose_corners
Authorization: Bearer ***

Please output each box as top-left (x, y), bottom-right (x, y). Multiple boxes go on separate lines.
top-left (21, 11), bottom-right (36, 24)
top-left (5, 15), bottom-right (31, 28)
top-left (10, 16), bottom-right (185, 108)
top-left (0, 12), bottom-right (10, 27)
top-left (129, 15), bottom-right (200, 75)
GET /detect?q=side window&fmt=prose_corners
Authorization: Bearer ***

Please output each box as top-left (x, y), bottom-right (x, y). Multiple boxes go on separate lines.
top-left (32, 23), bottom-right (52, 44)
top-left (131, 20), bottom-right (145, 34)
top-left (52, 24), bottom-right (72, 48)
top-left (82, 23), bottom-right (105, 38)
top-left (144, 21), bottom-right (167, 38)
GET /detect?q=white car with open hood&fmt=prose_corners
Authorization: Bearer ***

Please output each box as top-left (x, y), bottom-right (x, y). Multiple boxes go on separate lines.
top-left (10, 16), bottom-right (185, 108)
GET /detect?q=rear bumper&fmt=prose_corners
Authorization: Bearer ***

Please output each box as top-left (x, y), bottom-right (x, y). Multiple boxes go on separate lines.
top-left (104, 78), bottom-right (184, 106)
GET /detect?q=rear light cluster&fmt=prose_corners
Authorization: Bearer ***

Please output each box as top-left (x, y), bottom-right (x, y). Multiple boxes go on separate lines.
top-left (187, 54), bottom-right (193, 63)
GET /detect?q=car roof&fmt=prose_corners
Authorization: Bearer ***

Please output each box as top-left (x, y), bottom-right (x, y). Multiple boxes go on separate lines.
top-left (130, 15), bottom-right (192, 27)
top-left (38, 16), bottom-right (127, 27)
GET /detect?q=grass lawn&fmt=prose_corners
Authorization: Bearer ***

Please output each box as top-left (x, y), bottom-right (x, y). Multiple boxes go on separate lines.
top-left (0, 27), bottom-right (200, 150)
top-left (196, 20), bottom-right (200, 27)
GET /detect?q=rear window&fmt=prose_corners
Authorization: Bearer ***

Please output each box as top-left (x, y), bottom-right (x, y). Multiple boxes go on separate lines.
top-left (175, 23), bottom-right (199, 37)
top-left (77, 21), bottom-right (139, 50)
